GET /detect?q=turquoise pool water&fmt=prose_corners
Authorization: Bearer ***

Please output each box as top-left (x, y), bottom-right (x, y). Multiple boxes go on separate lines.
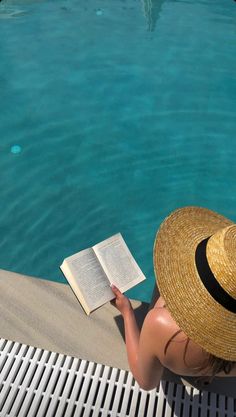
top-left (0, 0), bottom-right (235, 303)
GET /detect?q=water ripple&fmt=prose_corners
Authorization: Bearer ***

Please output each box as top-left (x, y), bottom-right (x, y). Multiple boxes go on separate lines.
top-left (0, 0), bottom-right (235, 303)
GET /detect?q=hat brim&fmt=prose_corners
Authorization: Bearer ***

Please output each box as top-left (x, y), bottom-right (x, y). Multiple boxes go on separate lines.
top-left (153, 206), bottom-right (236, 361)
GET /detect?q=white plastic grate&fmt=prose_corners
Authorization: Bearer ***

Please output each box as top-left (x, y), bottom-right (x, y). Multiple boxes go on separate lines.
top-left (0, 338), bottom-right (235, 417)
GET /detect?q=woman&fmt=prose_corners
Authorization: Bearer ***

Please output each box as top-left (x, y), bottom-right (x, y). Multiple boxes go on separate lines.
top-left (111, 206), bottom-right (236, 391)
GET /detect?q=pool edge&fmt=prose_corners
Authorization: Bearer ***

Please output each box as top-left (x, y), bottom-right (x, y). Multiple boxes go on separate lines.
top-left (0, 268), bottom-right (146, 370)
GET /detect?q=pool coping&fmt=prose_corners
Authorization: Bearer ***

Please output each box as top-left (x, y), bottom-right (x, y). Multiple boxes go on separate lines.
top-left (0, 268), bottom-right (148, 370)
top-left (0, 269), bottom-right (235, 398)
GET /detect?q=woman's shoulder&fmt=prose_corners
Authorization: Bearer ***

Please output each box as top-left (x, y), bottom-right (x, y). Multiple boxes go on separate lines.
top-left (147, 300), bottom-right (236, 377)
top-left (146, 300), bottom-right (209, 375)
top-left (143, 303), bottom-right (188, 368)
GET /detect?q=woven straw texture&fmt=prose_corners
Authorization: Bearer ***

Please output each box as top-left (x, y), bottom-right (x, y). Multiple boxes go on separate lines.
top-left (153, 206), bottom-right (236, 361)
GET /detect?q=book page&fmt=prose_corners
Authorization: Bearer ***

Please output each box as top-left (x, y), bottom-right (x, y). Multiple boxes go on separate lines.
top-left (65, 248), bottom-right (114, 312)
top-left (93, 233), bottom-right (146, 293)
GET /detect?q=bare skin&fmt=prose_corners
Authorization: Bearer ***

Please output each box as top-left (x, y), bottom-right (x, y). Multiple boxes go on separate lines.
top-left (111, 285), bottom-right (236, 391)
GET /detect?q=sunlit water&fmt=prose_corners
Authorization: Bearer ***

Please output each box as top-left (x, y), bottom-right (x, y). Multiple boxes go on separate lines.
top-left (0, 0), bottom-right (235, 303)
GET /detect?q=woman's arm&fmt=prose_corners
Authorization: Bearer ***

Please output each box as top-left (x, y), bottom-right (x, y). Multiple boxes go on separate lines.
top-left (111, 285), bottom-right (164, 390)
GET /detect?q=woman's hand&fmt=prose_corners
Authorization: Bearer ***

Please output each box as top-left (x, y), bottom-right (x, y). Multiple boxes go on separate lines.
top-left (110, 284), bottom-right (132, 316)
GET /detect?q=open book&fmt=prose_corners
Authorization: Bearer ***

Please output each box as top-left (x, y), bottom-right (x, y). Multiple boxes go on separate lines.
top-left (60, 233), bottom-right (146, 315)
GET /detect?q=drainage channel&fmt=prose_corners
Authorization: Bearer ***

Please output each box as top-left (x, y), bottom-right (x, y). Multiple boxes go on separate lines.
top-left (0, 338), bottom-right (235, 417)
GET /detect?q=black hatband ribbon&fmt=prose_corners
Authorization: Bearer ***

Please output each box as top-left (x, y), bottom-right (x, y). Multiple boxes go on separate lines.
top-left (195, 238), bottom-right (236, 313)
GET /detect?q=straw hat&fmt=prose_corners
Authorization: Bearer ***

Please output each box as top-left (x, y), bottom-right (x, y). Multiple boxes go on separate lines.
top-left (153, 206), bottom-right (236, 361)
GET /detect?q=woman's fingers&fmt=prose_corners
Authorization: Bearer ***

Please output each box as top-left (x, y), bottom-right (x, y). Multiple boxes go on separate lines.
top-left (110, 283), bottom-right (132, 314)
top-left (110, 284), bottom-right (121, 296)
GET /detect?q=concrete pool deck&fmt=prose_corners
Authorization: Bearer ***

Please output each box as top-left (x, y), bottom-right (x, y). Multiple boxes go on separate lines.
top-left (0, 269), bottom-right (147, 370)
top-left (0, 269), bottom-right (235, 398)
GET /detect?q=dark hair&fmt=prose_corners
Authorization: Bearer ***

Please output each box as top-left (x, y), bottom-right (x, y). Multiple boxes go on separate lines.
top-left (163, 306), bottom-right (235, 385)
